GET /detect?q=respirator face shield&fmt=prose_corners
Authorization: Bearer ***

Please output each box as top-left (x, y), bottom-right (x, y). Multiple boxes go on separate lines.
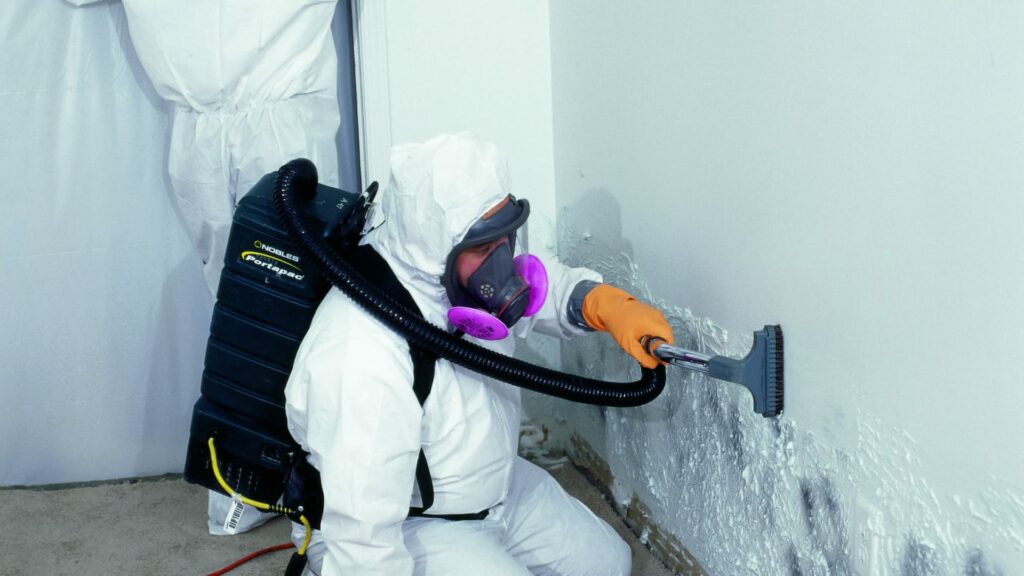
top-left (443, 196), bottom-right (549, 340)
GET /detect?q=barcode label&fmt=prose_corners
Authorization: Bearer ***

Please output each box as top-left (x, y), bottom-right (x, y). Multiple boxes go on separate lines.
top-left (222, 499), bottom-right (246, 535)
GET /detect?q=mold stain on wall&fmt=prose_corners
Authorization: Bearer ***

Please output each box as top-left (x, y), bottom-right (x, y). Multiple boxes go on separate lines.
top-left (515, 206), bottom-right (1020, 575)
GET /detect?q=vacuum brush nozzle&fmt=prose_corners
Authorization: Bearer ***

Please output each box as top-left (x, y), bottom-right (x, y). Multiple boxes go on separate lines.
top-left (652, 325), bottom-right (784, 418)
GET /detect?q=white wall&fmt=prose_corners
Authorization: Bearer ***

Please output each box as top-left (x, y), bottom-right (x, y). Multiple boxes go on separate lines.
top-left (546, 1), bottom-right (1024, 574)
top-left (370, 0), bottom-right (558, 232)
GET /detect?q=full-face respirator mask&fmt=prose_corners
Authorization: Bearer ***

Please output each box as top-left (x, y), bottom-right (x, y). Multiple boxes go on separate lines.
top-left (442, 196), bottom-right (548, 340)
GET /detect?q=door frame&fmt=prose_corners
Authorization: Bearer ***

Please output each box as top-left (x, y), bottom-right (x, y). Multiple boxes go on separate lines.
top-left (350, 0), bottom-right (393, 190)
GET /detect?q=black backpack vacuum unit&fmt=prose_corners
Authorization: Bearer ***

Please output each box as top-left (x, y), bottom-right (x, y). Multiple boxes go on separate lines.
top-left (183, 172), bottom-right (364, 504)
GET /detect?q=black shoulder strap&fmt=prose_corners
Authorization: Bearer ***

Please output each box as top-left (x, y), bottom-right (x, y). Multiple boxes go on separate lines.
top-left (286, 246), bottom-right (490, 528)
top-left (348, 245), bottom-right (438, 514)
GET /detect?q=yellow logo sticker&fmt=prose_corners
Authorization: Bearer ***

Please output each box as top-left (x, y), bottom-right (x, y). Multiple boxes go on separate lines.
top-left (240, 251), bottom-right (303, 272)
top-left (240, 243), bottom-right (306, 281)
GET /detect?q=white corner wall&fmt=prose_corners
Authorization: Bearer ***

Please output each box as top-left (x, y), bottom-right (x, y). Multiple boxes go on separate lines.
top-left (370, 0), bottom-right (558, 231)
top-left (546, 1), bottom-right (1024, 574)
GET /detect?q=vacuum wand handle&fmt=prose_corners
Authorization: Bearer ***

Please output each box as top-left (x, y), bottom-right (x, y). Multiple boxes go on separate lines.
top-left (643, 325), bottom-right (785, 418)
top-left (649, 341), bottom-right (714, 374)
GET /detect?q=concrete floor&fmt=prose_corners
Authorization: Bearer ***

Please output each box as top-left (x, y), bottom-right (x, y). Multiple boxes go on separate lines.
top-left (0, 460), bottom-right (673, 576)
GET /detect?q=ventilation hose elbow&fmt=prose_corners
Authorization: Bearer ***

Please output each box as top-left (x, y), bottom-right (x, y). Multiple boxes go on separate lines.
top-left (273, 159), bottom-right (665, 407)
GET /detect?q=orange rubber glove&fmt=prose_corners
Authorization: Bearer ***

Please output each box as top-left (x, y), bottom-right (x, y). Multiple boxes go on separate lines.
top-left (581, 284), bottom-right (675, 369)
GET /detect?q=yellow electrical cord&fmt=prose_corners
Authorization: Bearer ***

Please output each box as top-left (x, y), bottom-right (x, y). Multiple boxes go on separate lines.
top-left (207, 437), bottom-right (312, 555)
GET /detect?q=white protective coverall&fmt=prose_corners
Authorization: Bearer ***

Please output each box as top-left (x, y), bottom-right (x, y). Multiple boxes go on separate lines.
top-left (285, 133), bottom-right (632, 575)
top-left (65, 0), bottom-right (342, 534)
top-left (65, 0), bottom-right (342, 294)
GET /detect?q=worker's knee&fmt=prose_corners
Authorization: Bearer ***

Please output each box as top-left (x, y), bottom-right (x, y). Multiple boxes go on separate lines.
top-left (563, 521), bottom-right (631, 576)
top-left (615, 536), bottom-right (633, 575)
top-left (597, 531), bottom-right (632, 576)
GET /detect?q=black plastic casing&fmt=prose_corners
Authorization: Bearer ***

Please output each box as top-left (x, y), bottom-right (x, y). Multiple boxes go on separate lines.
top-left (183, 172), bottom-right (360, 501)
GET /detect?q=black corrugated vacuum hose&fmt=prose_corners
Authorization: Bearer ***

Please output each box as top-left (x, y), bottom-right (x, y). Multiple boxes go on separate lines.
top-left (273, 159), bottom-right (666, 407)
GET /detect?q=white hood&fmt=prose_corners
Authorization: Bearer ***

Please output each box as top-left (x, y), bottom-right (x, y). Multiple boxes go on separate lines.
top-left (364, 133), bottom-right (512, 323)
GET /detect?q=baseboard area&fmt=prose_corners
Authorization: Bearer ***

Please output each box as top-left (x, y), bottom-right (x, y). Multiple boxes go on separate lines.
top-left (569, 434), bottom-right (708, 576)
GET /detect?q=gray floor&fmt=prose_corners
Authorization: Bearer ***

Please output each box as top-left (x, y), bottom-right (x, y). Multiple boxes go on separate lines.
top-left (0, 460), bottom-right (672, 576)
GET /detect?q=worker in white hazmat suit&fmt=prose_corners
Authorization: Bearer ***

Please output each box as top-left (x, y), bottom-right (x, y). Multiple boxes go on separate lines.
top-left (285, 133), bottom-right (675, 575)
top-left (64, 0), bottom-right (342, 535)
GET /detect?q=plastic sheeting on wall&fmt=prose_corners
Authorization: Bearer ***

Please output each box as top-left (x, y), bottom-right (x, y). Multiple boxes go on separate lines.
top-left (0, 2), bottom-right (211, 485)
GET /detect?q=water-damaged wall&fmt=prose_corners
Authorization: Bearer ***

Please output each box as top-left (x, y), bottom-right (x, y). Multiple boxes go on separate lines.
top-left (523, 1), bottom-right (1024, 573)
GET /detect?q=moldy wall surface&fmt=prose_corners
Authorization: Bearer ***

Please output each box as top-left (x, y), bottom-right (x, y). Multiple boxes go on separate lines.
top-left (524, 1), bottom-right (1024, 574)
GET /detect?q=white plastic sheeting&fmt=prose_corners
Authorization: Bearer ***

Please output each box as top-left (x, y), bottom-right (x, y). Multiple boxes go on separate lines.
top-left (2, 0), bottom-right (360, 486)
top-left (0, 1), bottom-right (210, 485)
top-left (4, 0), bottom-right (553, 491)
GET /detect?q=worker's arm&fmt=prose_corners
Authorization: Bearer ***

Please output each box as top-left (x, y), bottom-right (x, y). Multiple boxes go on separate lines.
top-left (286, 292), bottom-right (422, 576)
top-left (514, 255), bottom-right (674, 367)
top-left (518, 255), bottom-right (673, 368)
top-left (514, 255), bottom-right (602, 340)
